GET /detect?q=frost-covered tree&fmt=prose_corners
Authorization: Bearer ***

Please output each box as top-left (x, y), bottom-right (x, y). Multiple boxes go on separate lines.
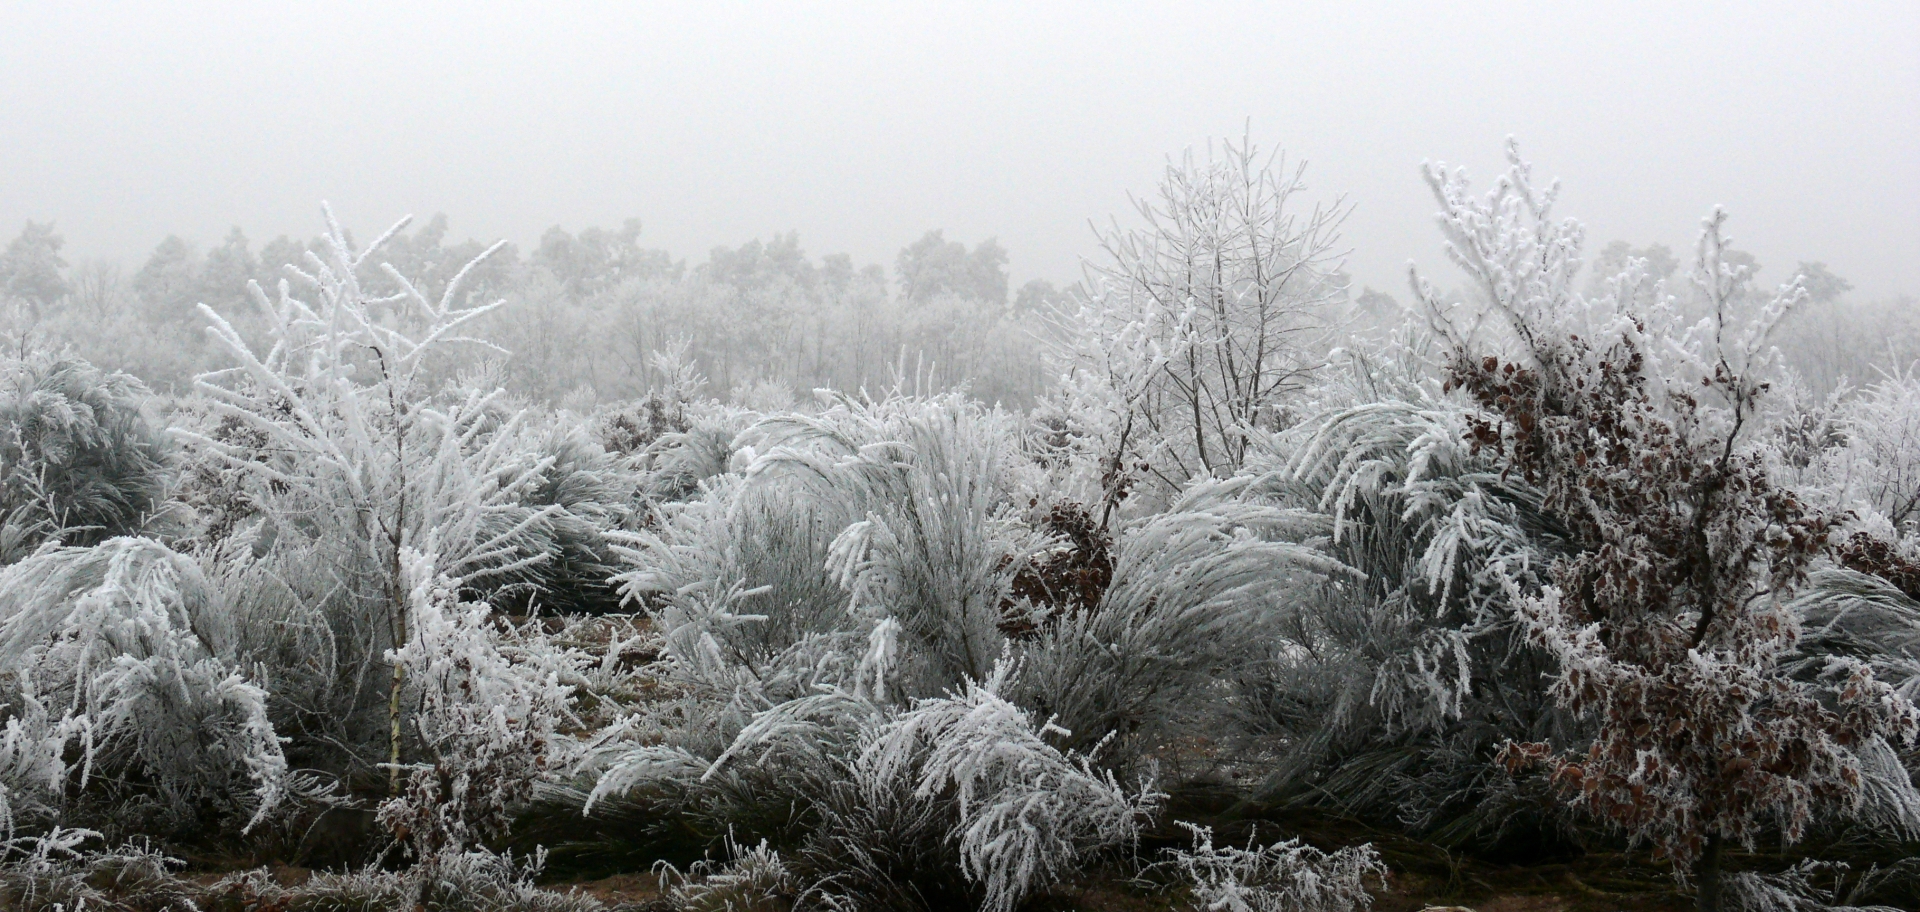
top-left (896, 230), bottom-right (1010, 309)
top-left (1417, 141), bottom-right (1920, 911)
top-left (1053, 131), bottom-right (1349, 499)
top-left (187, 207), bottom-right (560, 794)
top-left (0, 223), bottom-right (69, 315)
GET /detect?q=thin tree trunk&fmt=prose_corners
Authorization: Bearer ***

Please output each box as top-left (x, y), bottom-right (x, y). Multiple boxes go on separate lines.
top-left (387, 542), bottom-right (407, 797)
top-left (1693, 833), bottom-right (1724, 912)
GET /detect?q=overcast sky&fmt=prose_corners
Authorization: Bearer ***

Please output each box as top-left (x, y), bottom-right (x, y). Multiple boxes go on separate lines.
top-left (2, 2), bottom-right (1915, 300)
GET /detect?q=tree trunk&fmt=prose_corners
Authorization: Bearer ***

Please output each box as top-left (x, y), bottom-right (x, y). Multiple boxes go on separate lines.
top-left (1693, 833), bottom-right (1724, 912)
top-left (387, 572), bottom-right (407, 797)
top-left (386, 508), bottom-right (408, 798)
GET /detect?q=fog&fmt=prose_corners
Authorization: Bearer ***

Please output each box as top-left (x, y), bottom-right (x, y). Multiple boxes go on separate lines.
top-left (11, 6), bottom-right (1920, 908)
top-left (3, 1), bottom-right (1915, 298)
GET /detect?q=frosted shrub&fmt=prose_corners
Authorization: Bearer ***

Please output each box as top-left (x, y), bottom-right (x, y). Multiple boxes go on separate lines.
top-left (592, 666), bottom-right (1159, 912)
top-left (1419, 142), bottom-right (1920, 911)
top-left (1232, 353), bottom-right (1575, 839)
top-left (0, 835), bottom-right (200, 912)
top-left (1161, 822), bottom-right (1384, 912)
top-left (858, 668), bottom-right (1158, 912)
top-left (743, 392), bottom-right (1044, 694)
top-left (378, 548), bottom-right (584, 857)
top-left (1722, 859), bottom-right (1904, 912)
top-left (1013, 480), bottom-right (1344, 764)
top-left (187, 207), bottom-right (563, 792)
top-left (492, 417), bottom-right (639, 615)
top-left (1812, 369), bottom-right (1920, 536)
top-left (0, 684), bottom-right (70, 841)
top-left (0, 357), bottom-right (172, 562)
top-left (599, 391), bottom-right (1045, 794)
top-left (656, 836), bottom-right (796, 912)
top-left (215, 847), bottom-right (603, 912)
top-left (0, 536), bottom-right (288, 834)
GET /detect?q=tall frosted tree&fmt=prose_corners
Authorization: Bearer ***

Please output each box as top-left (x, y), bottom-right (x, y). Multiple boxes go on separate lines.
top-left (188, 207), bottom-right (558, 794)
top-left (1050, 132), bottom-right (1349, 511)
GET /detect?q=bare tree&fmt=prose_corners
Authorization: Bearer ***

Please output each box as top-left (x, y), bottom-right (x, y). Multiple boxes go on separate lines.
top-left (1061, 130), bottom-right (1349, 503)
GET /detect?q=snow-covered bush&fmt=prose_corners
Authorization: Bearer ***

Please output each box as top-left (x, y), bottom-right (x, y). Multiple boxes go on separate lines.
top-left (376, 548), bottom-right (584, 858)
top-left (1418, 141), bottom-right (1920, 910)
top-left (0, 536), bottom-right (288, 835)
top-left (0, 357), bottom-right (172, 562)
top-left (1159, 822), bottom-right (1385, 912)
top-left (655, 836), bottom-right (796, 912)
top-left (1225, 356), bottom-right (1576, 842)
top-left (186, 207), bottom-right (564, 793)
top-left (590, 665), bottom-right (1159, 912)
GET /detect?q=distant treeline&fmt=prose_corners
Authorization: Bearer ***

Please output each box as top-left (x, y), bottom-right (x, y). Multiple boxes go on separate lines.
top-left (0, 216), bottom-right (1065, 407)
top-left (0, 216), bottom-right (1912, 410)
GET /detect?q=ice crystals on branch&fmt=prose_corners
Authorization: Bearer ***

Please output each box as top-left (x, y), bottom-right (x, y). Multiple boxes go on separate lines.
top-left (1418, 140), bottom-right (1920, 910)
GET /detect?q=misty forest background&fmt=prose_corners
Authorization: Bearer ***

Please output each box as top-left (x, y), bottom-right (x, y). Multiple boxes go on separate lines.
top-left (1, 138), bottom-right (1920, 912)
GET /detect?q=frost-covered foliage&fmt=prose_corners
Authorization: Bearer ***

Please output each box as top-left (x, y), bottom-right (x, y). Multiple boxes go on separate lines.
top-left (1159, 822), bottom-right (1385, 912)
top-left (1229, 347), bottom-right (1575, 843)
top-left (0, 688), bottom-right (68, 841)
top-left (0, 536), bottom-right (288, 835)
top-left (1785, 369), bottom-right (1920, 536)
top-left (1722, 859), bottom-right (1905, 912)
top-left (1013, 478), bottom-right (1340, 764)
top-left (187, 206), bottom-right (559, 593)
top-left (0, 357), bottom-right (171, 562)
top-left (185, 207), bottom-right (571, 793)
top-left (854, 669), bottom-right (1156, 912)
top-left (483, 417), bottom-right (638, 615)
top-left (597, 666), bottom-right (1157, 912)
top-left (0, 835), bottom-right (201, 912)
top-left (749, 393), bottom-right (1042, 694)
top-left (656, 836), bottom-right (797, 912)
top-left (1418, 142), bottom-right (1920, 909)
top-left (1049, 132), bottom-right (1348, 500)
top-left (376, 548), bottom-right (584, 858)
top-left (596, 383), bottom-right (1347, 794)
top-left (212, 847), bottom-right (604, 912)
top-left (608, 392), bottom-right (1037, 713)
top-left (7, 149), bottom-right (1920, 910)
top-left (1787, 566), bottom-right (1920, 838)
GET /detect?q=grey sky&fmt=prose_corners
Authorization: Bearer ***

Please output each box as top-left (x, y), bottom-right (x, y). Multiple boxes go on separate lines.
top-left (3, 2), bottom-right (1915, 299)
